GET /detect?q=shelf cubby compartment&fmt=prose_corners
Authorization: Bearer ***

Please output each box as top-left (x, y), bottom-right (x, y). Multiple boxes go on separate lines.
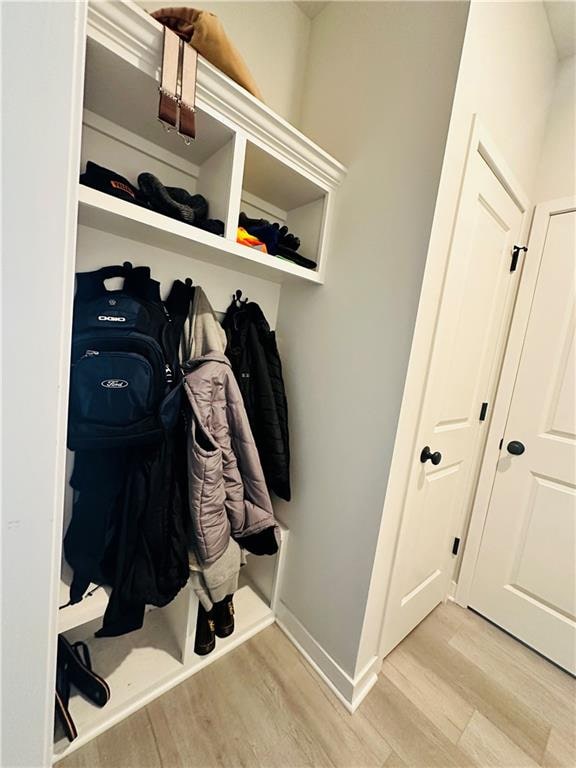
top-left (53, 525), bottom-right (288, 761)
top-left (240, 141), bottom-right (330, 276)
top-left (53, 597), bottom-right (187, 760)
top-left (53, 583), bottom-right (274, 760)
top-left (53, 585), bottom-right (275, 761)
top-left (84, 33), bottom-right (235, 171)
top-left (82, 33), bottom-right (239, 234)
top-left (81, 0), bottom-right (345, 286)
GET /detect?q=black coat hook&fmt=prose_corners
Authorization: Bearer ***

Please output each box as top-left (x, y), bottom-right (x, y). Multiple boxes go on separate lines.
top-left (234, 289), bottom-right (248, 307)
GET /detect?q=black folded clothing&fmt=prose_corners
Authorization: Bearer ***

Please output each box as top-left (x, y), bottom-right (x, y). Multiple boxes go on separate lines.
top-left (276, 245), bottom-right (316, 270)
top-left (138, 173), bottom-right (208, 224)
top-left (138, 173), bottom-right (226, 236)
top-left (80, 162), bottom-right (149, 207)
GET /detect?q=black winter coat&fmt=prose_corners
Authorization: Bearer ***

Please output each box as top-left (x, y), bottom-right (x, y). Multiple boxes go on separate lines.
top-left (223, 301), bottom-right (291, 501)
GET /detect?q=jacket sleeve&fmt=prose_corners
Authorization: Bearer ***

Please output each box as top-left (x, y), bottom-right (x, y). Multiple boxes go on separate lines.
top-left (223, 368), bottom-right (279, 555)
top-left (262, 328), bottom-right (291, 501)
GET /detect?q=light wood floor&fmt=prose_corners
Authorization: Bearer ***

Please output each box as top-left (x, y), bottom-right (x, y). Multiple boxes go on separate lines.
top-left (59, 602), bottom-right (575, 768)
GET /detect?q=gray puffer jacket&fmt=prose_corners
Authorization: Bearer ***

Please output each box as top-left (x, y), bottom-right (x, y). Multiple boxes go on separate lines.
top-left (184, 353), bottom-right (279, 566)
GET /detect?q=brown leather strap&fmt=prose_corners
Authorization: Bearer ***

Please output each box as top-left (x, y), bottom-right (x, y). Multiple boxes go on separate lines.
top-left (159, 26), bottom-right (180, 128)
top-left (179, 42), bottom-right (197, 140)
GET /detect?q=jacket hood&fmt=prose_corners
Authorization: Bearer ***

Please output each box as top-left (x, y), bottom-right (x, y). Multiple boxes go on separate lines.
top-left (224, 301), bottom-right (270, 333)
top-left (182, 287), bottom-right (227, 362)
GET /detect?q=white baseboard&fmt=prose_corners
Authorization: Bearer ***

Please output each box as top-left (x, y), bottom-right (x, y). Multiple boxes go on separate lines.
top-left (275, 601), bottom-right (379, 713)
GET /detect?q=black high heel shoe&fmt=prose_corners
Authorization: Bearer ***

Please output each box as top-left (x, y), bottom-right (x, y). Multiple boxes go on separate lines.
top-left (58, 635), bottom-right (111, 708)
top-left (54, 648), bottom-right (77, 742)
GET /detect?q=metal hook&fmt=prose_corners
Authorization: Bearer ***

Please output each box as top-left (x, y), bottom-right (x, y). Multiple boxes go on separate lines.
top-left (158, 119), bottom-right (174, 134)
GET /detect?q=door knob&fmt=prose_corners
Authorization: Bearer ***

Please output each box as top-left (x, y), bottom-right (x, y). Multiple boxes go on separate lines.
top-left (420, 446), bottom-right (442, 465)
top-left (507, 440), bottom-right (525, 455)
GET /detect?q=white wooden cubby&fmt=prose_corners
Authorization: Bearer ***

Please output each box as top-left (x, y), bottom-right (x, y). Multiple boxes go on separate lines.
top-left (55, 524), bottom-right (288, 760)
top-left (55, 0), bottom-right (345, 760)
top-left (80, 0), bottom-right (345, 285)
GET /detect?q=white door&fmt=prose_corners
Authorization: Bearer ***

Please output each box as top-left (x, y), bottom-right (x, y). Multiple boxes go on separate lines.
top-left (468, 203), bottom-right (576, 673)
top-left (381, 146), bottom-right (526, 654)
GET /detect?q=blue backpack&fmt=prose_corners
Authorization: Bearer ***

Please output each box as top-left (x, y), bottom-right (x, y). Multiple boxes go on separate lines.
top-left (67, 263), bottom-right (185, 449)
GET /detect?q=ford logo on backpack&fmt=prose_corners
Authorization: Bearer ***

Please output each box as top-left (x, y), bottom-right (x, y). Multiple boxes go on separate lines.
top-left (101, 379), bottom-right (129, 389)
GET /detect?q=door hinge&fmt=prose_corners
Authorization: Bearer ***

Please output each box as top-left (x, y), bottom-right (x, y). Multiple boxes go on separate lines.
top-left (452, 537), bottom-right (461, 556)
top-left (479, 401), bottom-right (488, 421)
top-left (511, 245), bottom-right (527, 272)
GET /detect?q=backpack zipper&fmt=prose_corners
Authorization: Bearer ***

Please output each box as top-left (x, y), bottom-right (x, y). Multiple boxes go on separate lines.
top-left (76, 339), bottom-right (173, 390)
top-left (79, 349), bottom-right (100, 360)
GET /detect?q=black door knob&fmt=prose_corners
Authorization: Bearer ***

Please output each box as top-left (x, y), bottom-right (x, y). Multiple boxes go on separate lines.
top-left (507, 440), bottom-right (525, 455)
top-left (420, 446), bottom-right (442, 465)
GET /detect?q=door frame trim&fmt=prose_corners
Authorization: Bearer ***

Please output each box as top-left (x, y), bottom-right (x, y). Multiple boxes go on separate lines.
top-left (456, 195), bottom-right (576, 608)
top-left (357, 114), bottom-right (531, 667)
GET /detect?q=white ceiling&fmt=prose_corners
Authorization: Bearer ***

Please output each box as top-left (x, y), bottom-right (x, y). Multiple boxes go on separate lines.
top-left (544, 1), bottom-right (576, 59)
top-left (294, 1), bottom-right (328, 20)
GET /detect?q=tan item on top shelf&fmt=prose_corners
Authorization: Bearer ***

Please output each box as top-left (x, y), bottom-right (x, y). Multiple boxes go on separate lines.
top-left (151, 7), bottom-right (264, 101)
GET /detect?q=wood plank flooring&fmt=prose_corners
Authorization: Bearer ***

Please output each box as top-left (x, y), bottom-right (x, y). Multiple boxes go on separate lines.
top-left (58, 602), bottom-right (575, 768)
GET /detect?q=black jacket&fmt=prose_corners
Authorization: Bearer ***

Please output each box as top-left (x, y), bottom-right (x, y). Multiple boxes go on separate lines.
top-left (223, 301), bottom-right (291, 501)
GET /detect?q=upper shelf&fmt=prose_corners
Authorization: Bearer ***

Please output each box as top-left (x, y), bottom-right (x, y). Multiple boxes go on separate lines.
top-left (86, 0), bottom-right (346, 191)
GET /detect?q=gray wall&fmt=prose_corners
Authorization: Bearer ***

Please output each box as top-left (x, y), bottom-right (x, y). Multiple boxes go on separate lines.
top-left (275, 1), bottom-right (469, 674)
